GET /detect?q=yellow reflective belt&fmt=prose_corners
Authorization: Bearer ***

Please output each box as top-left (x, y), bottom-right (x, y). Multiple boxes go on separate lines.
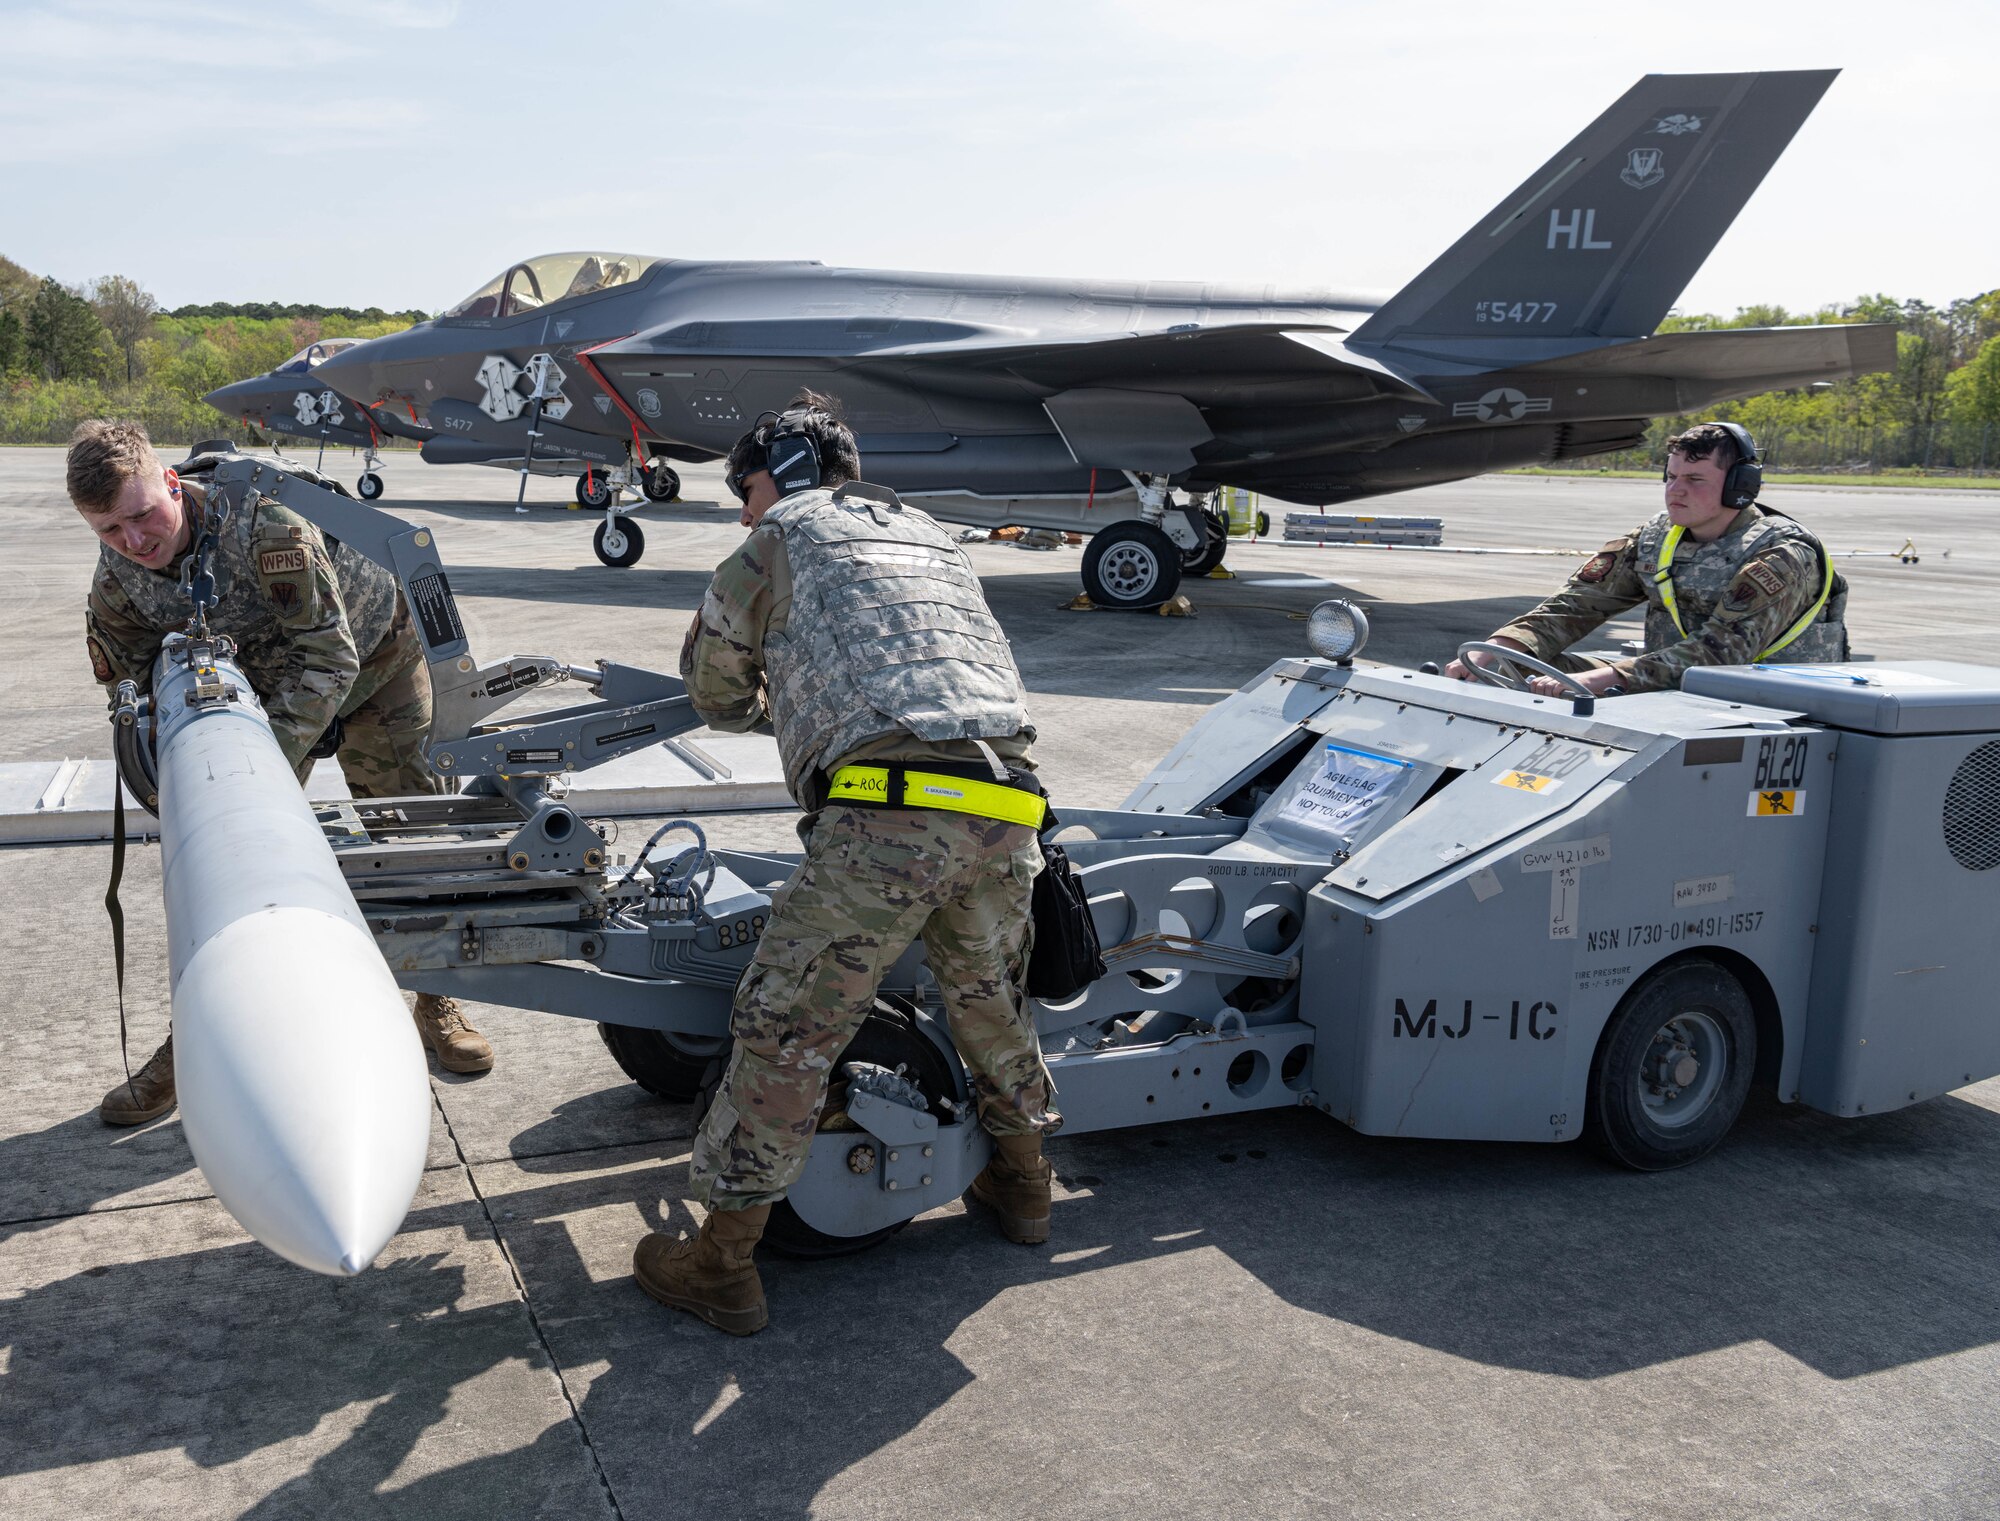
top-left (1652, 524), bottom-right (1835, 660)
top-left (827, 765), bottom-right (1048, 829)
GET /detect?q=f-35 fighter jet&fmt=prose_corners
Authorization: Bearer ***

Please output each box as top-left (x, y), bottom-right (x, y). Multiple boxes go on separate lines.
top-left (315, 70), bottom-right (1893, 604)
top-left (203, 338), bottom-right (406, 498)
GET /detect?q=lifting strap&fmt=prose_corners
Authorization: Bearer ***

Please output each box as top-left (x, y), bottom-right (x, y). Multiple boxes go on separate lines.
top-left (1652, 524), bottom-right (1835, 660)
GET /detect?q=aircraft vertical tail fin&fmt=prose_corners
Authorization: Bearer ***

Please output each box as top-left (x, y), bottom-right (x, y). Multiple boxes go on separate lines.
top-left (1347, 71), bottom-right (1837, 364)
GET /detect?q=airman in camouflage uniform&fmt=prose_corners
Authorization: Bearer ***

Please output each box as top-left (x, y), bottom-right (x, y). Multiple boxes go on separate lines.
top-left (633, 393), bottom-right (1058, 1337)
top-left (67, 422), bottom-right (494, 1128)
top-left (1447, 423), bottom-right (1848, 696)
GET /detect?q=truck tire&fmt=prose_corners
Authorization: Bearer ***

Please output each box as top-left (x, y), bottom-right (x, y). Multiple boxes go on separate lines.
top-left (725, 997), bottom-right (960, 1259)
top-left (596, 1023), bottom-right (726, 1102)
top-left (1587, 959), bottom-right (1756, 1171)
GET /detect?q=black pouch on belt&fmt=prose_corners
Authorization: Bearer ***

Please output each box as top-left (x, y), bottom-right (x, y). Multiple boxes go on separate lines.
top-left (1027, 838), bottom-right (1106, 1000)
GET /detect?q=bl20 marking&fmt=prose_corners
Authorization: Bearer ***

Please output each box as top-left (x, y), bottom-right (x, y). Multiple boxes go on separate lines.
top-left (1755, 734), bottom-right (1809, 790)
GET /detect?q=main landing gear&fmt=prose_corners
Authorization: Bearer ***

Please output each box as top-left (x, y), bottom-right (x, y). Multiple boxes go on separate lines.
top-left (1076, 480), bottom-right (1227, 609)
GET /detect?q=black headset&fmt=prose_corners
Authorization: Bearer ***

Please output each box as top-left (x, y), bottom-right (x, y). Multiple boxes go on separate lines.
top-left (732, 407), bottom-right (822, 499)
top-left (1666, 420), bottom-right (1763, 508)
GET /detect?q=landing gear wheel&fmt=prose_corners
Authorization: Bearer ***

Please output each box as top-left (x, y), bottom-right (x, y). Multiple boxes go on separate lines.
top-left (1587, 959), bottom-right (1756, 1171)
top-left (356, 472), bottom-right (384, 500)
top-left (593, 515), bottom-right (644, 567)
top-left (1081, 520), bottom-right (1183, 609)
top-left (642, 463), bottom-right (681, 503)
top-left (713, 996), bottom-right (959, 1259)
top-left (1181, 509), bottom-right (1229, 576)
top-left (576, 472), bottom-right (614, 510)
top-left (596, 1023), bottom-right (727, 1102)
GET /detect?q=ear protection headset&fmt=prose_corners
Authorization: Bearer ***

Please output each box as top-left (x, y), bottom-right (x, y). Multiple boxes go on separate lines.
top-left (1666, 420), bottom-right (1763, 508)
top-left (733, 407), bottom-right (822, 499)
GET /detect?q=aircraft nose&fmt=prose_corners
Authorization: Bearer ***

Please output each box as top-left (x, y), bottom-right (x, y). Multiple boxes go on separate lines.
top-left (203, 377), bottom-right (263, 413)
top-left (311, 344), bottom-right (370, 398)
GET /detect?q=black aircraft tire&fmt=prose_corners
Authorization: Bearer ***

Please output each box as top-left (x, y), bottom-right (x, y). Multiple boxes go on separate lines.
top-left (751, 998), bottom-right (961, 1260)
top-left (576, 473), bottom-right (614, 509)
top-left (356, 472), bottom-right (384, 500)
top-left (593, 515), bottom-right (645, 567)
top-left (1182, 509), bottom-right (1229, 576)
top-left (1081, 520), bottom-right (1183, 609)
top-left (643, 464), bottom-right (681, 503)
top-left (1586, 959), bottom-right (1756, 1172)
top-left (596, 1023), bottom-right (727, 1102)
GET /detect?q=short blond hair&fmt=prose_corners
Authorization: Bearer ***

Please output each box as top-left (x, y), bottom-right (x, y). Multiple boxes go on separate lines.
top-left (67, 419), bottom-right (160, 513)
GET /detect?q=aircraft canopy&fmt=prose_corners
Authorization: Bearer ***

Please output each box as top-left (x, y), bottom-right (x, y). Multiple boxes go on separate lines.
top-left (443, 253), bottom-right (659, 320)
top-left (277, 337), bottom-right (366, 373)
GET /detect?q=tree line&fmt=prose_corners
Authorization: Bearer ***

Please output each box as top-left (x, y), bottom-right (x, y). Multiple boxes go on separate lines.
top-left (1, 253), bottom-right (1995, 473)
top-left (0, 255), bottom-right (419, 447)
top-left (1589, 292), bottom-right (2000, 475)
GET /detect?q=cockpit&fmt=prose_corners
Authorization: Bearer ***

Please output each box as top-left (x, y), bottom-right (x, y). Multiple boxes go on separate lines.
top-left (276, 336), bottom-right (366, 373)
top-left (442, 252), bottom-right (659, 321)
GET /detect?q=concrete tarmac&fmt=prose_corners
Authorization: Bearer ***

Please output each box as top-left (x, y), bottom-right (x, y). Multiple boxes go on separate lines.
top-left (3, 444), bottom-right (1998, 1518)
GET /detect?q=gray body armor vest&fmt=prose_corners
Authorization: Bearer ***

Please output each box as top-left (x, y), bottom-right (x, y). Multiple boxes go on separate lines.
top-left (1631, 509), bottom-right (1848, 663)
top-left (762, 483), bottom-right (1031, 795)
top-left (96, 486), bottom-right (399, 669)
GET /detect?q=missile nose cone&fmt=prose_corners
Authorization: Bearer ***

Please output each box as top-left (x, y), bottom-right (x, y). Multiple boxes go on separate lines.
top-left (173, 907), bottom-right (431, 1278)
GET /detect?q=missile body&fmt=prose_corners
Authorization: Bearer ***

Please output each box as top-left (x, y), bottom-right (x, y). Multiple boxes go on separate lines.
top-left (152, 634), bottom-right (431, 1275)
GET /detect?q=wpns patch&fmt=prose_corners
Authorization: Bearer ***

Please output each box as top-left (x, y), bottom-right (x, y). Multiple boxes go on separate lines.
top-left (259, 547), bottom-right (309, 576)
top-left (269, 579), bottom-right (302, 613)
top-left (86, 634), bottom-right (112, 683)
top-left (1736, 558), bottom-right (1788, 603)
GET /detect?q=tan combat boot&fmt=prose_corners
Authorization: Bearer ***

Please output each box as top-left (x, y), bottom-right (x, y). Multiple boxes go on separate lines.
top-left (100, 1034), bottom-right (177, 1126)
top-left (966, 1131), bottom-right (1053, 1244)
top-left (413, 994), bottom-right (494, 1074)
top-left (633, 1204), bottom-right (771, 1336)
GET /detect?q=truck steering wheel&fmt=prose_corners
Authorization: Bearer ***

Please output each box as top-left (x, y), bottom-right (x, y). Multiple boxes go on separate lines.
top-left (1455, 641), bottom-right (1596, 701)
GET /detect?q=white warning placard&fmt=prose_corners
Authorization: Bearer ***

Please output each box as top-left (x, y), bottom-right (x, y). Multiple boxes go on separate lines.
top-left (1274, 742), bottom-right (1415, 840)
top-left (1548, 864), bottom-right (1581, 940)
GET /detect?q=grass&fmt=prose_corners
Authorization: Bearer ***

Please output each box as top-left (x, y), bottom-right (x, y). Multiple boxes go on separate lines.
top-left (1505, 467), bottom-right (2000, 491)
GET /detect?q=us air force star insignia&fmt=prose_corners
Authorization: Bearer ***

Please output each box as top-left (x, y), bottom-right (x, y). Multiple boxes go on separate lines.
top-left (1620, 148), bottom-right (1666, 190)
top-left (1451, 387), bottom-right (1554, 423)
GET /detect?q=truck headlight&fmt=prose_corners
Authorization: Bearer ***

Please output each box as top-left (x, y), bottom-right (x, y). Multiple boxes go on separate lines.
top-left (1307, 599), bottom-right (1370, 664)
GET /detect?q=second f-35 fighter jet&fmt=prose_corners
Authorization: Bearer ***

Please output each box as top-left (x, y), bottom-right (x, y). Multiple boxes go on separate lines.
top-left (316, 70), bottom-right (1893, 604)
top-left (203, 338), bottom-right (403, 497)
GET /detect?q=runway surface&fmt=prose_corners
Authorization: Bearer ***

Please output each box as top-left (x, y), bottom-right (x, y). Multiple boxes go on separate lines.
top-left (3, 445), bottom-right (1997, 1519)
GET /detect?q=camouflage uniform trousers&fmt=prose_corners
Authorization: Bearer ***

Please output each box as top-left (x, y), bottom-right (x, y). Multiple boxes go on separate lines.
top-left (690, 804), bottom-right (1060, 1212)
top-left (291, 612), bottom-right (443, 798)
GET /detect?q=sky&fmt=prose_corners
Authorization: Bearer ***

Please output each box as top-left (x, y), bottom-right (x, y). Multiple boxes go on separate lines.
top-left (0, 0), bottom-right (1991, 317)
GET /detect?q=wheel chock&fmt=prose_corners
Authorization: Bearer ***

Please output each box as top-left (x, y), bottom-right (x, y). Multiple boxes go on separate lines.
top-left (1157, 595), bottom-right (1196, 618)
top-left (1204, 566), bottom-right (1237, 580)
top-left (1064, 593), bottom-right (1097, 611)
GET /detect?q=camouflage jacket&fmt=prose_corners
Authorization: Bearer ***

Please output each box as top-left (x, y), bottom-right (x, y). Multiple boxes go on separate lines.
top-left (681, 483), bottom-right (1033, 807)
top-left (1492, 506), bottom-right (1849, 692)
top-left (85, 478), bottom-right (404, 769)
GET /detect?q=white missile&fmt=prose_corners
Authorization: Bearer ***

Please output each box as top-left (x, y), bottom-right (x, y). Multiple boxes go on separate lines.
top-left (151, 634), bottom-right (431, 1276)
